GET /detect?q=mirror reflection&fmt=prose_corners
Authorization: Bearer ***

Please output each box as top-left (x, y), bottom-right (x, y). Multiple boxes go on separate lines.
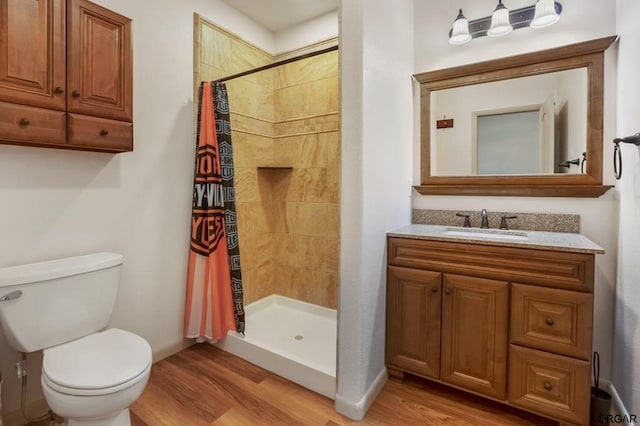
top-left (430, 68), bottom-right (587, 176)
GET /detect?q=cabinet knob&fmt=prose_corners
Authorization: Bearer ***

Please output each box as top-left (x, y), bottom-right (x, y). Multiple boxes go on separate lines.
top-left (545, 317), bottom-right (555, 326)
top-left (543, 382), bottom-right (553, 391)
top-left (54, 86), bottom-right (64, 94)
top-left (100, 129), bottom-right (109, 136)
top-left (431, 287), bottom-right (438, 293)
top-left (19, 118), bottom-right (30, 126)
top-left (72, 90), bottom-right (80, 98)
top-left (444, 288), bottom-right (451, 295)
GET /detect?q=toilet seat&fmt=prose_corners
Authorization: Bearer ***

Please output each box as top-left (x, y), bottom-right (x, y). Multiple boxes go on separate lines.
top-left (42, 328), bottom-right (152, 397)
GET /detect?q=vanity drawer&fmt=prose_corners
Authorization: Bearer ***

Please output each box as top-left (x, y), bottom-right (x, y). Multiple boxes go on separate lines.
top-left (67, 114), bottom-right (133, 152)
top-left (508, 345), bottom-right (590, 426)
top-left (387, 237), bottom-right (594, 292)
top-left (0, 101), bottom-right (66, 145)
top-left (511, 284), bottom-right (593, 360)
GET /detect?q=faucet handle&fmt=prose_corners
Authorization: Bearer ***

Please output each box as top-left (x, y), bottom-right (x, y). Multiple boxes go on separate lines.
top-left (499, 215), bottom-right (518, 230)
top-left (455, 213), bottom-right (471, 228)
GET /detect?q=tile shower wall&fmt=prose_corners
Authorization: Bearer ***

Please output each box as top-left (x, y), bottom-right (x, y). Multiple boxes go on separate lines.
top-left (271, 51), bottom-right (340, 309)
top-left (196, 21), bottom-right (339, 309)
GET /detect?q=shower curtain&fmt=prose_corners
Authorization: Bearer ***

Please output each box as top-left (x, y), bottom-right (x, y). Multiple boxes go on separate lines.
top-left (184, 81), bottom-right (245, 342)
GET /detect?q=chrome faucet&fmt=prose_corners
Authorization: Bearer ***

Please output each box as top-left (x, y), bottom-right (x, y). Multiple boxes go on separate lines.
top-left (480, 209), bottom-right (489, 229)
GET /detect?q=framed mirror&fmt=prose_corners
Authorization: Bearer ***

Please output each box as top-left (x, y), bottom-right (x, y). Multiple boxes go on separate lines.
top-left (414, 36), bottom-right (616, 197)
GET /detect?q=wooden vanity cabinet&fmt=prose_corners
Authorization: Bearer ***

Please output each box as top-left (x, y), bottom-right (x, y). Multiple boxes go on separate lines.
top-left (386, 236), bottom-right (595, 426)
top-left (67, 0), bottom-right (132, 122)
top-left (387, 266), bottom-right (509, 400)
top-left (0, 0), bottom-right (66, 110)
top-left (386, 266), bottom-right (442, 379)
top-left (0, 0), bottom-right (132, 152)
top-left (441, 274), bottom-right (508, 400)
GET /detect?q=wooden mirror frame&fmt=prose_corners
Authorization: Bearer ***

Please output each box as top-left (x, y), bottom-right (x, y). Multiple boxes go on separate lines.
top-left (414, 36), bottom-right (617, 197)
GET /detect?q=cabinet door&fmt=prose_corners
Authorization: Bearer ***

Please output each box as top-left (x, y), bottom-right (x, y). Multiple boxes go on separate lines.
top-left (0, 0), bottom-right (66, 110)
top-left (67, 0), bottom-right (132, 121)
top-left (386, 266), bottom-right (442, 379)
top-left (441, 274), bottom-right (508, 400)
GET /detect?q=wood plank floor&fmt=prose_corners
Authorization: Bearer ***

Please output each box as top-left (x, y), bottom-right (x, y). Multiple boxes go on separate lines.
top-left (130, 344), bottom-right (557, 426)
top-left (28, 344), bottom-right (558, 425)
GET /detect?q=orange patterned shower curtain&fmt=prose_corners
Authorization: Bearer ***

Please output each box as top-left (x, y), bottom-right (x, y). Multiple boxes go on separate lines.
top-left (184, 81), bottom-right (244, 342)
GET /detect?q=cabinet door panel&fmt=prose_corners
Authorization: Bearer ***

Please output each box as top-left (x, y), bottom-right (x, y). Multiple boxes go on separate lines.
top-left (0, 0), bottom-right (65, 110)
top-left (441, 274), bottom-right (508, 400)
top-left (386, 266), bottom-right (441, 379)
top-left (67, 0), bottom-right (132, 121)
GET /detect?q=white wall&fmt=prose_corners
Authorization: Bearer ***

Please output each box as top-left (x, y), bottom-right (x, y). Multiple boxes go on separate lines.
top-left (337, 0), bottom-right (414, 419)
top-left (275, 10), bottom-right (339, 54)
top-left (0, 0), bottom-right (271, 418)
top-left (413, 0), bottom-right (618, 384)
top-left (612, 0), bottom-right (640, 415)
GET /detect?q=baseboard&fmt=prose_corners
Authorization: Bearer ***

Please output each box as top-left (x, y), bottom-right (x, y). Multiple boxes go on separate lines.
top-left (607, 380), bottom-right (631, 418)
top-left (335, 367), bottom-right (387, 421)
top-left (152, 338), bottom-right (193, 362)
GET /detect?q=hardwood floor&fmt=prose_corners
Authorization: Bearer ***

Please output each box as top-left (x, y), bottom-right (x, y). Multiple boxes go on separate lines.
top-left (28, 344), bottom-right (558, 425)
top-left (130, 344), bottom-right (557, 425)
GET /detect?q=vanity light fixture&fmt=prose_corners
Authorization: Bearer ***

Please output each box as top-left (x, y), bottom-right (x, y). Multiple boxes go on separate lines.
top-left (530, 0), bottom-right (561, 28)
top-left (487, 0), bottom-right (513, 37)
top-left (448, 1), bottom-right (562, 45)
top-left (450, 9), bottom-right (472, 45)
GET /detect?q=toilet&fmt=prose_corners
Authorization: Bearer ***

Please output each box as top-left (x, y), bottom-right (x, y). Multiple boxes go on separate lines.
top-left (0, 253), bottom-right (152, 426)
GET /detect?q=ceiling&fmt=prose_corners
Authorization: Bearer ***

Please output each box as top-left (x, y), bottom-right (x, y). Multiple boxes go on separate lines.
top-left (221, 0), bottom-right (338, 32)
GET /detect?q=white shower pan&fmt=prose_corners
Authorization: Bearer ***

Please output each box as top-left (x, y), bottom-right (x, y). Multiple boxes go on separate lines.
top-left (214, 294), bottom-right (337, 399)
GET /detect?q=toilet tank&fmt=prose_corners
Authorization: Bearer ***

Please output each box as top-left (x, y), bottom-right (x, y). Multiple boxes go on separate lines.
top-left (0, 253), bottom-right (123, 353)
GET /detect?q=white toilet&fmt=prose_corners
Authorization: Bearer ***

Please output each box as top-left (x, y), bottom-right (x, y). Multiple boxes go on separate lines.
top-left (0, 253), bottom-right (152, 426)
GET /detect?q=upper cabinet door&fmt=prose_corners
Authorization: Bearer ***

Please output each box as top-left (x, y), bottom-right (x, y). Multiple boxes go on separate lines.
top-left (67, 0), bottom-right (132, 121)
top-left (0, 0), bottom-right (66, 110)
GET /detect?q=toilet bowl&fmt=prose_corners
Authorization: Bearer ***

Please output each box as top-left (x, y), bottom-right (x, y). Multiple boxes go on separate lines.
top-left (0, 253), bottom-right (152, 426)
top-left (41, 329), bottom-right (152, 425)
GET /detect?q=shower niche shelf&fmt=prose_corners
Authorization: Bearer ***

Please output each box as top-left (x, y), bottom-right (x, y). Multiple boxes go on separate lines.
top-left (257, 165), bottom-right (293, 170)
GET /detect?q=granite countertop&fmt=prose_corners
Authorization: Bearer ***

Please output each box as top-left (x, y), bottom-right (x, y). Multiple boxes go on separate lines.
top-left (388, 224), bottom-right (605, 254)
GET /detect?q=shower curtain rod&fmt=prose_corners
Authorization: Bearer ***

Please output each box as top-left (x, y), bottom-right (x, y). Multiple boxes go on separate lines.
top-left (214, 44), bottom-right (339, 83)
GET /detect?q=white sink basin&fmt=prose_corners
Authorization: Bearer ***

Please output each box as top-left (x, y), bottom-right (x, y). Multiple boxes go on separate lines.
top-left (443, 227), bottom-right (529, 242)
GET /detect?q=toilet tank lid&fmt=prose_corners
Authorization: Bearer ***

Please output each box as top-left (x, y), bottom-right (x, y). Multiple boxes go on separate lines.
top-left (0, 252), bottom-right (123, 288)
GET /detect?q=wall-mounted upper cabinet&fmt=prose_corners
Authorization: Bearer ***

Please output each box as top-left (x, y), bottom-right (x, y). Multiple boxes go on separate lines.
top-left (67, 0), bottom-right (132, 122)
top-left (0, 0), bottom-right (133, 153)
top-left (0, 0), bottom-right (66, 110)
